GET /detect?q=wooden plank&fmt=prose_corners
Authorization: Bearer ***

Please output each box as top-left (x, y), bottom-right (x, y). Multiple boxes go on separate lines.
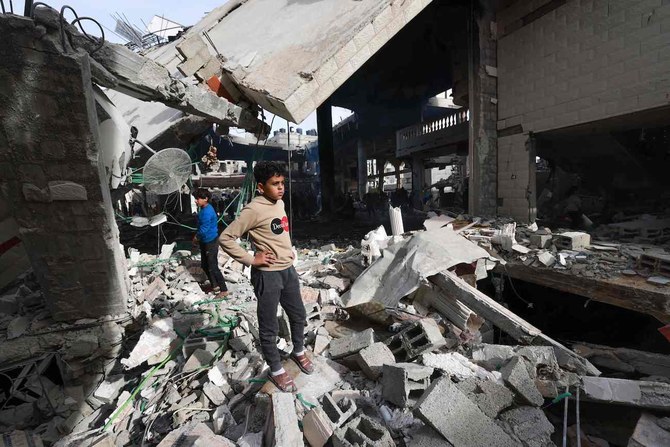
top-left (498, 263), bottom-right (670, 323)
top-left (430, 271), bottom-right (600, 376)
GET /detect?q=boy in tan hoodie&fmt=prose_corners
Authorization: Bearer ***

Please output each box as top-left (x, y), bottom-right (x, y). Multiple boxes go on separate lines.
top-left (219, 161), bottom-right (313, 391)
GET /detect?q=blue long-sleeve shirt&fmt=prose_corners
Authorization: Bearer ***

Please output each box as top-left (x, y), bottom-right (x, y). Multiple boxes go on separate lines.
top-left (197, 204), bottom-right (219, 243)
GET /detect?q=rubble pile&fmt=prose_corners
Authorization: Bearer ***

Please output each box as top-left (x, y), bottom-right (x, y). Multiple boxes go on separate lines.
top-left (423, 213), bottom-right (670, 284)
top-left (2, 224), bottom-right (670, 446)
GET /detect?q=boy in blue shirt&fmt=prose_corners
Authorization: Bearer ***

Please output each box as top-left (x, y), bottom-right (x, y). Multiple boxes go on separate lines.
top-left (194, 188), bottom-right (228, 297)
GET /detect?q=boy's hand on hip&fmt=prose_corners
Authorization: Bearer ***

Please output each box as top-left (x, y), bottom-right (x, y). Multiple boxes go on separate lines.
top-left (252, 251), bottom-right (276, 267)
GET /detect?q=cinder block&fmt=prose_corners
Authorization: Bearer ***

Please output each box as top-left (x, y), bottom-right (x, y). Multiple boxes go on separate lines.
top-left (330, 328), bottom-right (375, 359)
top-left (183, 327), bottom-right (228, 357)
top-left (529, 234), bottom-right (552, 248)
top-left (384, 319), bottom-right (446, 362)
top-left (356, 342), bottom-right (395, 380)
top-left (414, 376), bottom-right (516, 447)
top-left (382, 363), bottom-right (433, 408)
top-left (322, 393), bottom-right (357, 428)
top-left (332, 415), bottom-right (394, 447)
top-left (500, 357), bottom-right (544, 407)
top-left (553, 232), bottom-right (591, 250)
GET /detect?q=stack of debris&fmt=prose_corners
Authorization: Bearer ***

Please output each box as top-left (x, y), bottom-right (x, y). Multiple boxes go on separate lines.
top-left (2, 223), bottom-right (670, 446)
top-left (422, 213), bottom-right (670, 285)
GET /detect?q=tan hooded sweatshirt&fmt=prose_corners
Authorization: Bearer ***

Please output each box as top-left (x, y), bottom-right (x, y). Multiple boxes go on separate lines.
top-left (218, 195), bottom-right (294, 271)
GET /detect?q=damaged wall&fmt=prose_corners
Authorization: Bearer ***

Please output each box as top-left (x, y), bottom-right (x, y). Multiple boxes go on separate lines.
top-left (0, 15), bottom-right (128, 320)
top-left (495, 0), bottom-right (670, 221)
top-left (497, 0), bottom-right (670, 134)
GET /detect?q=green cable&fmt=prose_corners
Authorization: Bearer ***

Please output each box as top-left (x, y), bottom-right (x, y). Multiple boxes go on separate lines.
top-left (103, 336), bottom-right (187, 432)
top-left (296, 393), bottom-right (317, 409)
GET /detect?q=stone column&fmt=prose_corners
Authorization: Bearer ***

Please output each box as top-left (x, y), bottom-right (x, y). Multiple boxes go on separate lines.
top-left (468, 0), bottom-right (498, 217)
top-left (411, 155), bottom-right (425, 209)
top-left (0, 15), bottom-right (128, 321)
top-left (357, 138), bottom-right (367, 200)
top-left (376, 158), bottom-right (385, 192)
top-left (316, 102), bottom-right (335, 214)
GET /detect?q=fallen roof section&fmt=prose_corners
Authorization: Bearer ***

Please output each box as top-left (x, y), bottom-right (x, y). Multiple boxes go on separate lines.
top-left (181, 0), bottom-right (434, 123)
top-left (31, 7), bottom-right (268, 137)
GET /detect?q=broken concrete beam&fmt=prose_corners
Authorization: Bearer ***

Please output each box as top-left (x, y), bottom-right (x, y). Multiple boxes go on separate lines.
top-left (382, 363), bottom-right (433, 408)
top-left (430, 271), bottom-right (600, 376)
top-left (355, 342), bottom-right (395, 380)
top-left (455, 378), bottom-right (514, 418)
top-left (422, 352), bottom-right (498, 381)
top-left (629, 412), bottom-right (670, 447)
top-left (332, 415), bottom-right (394, 447)
top-left (329, 328), bottom-right (375, 359)
top-left (266, 393), bottom-right (303, 447)
top-left (471, 344), bottom-right (558, 372)
top-left (32, 7), bottom-right (267, 136)
top-left (498, 406), bottom-right (555, 447)
top-left (581, 377), bottom-right (670, 411)
top-left (572, 343), bottom-right (670, 379)
top-left (500, 357), bottom-right (544, 407)
top-left (384, 319), bottom-right (446, 362)
top-left (414, 376), bottom-right (516, 446)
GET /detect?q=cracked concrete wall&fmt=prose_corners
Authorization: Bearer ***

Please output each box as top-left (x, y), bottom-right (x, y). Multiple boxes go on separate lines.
top-left (469, 2), bottom-right (499, 217)
top-left (0, 15), bottom-right (128, 321)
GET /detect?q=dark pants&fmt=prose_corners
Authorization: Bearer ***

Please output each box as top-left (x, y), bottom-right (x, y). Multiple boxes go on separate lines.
top-left (251, 266), bottom-right (306, 372)
top-left (200, 240), bottom-right (227, 291)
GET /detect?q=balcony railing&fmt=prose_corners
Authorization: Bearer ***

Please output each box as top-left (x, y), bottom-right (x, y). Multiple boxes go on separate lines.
top-left (396, 108), bottom-right (469, 157)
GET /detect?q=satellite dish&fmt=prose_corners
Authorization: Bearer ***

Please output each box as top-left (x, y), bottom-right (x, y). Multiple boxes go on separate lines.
top-left (142, 148), bottom-right (192, 194)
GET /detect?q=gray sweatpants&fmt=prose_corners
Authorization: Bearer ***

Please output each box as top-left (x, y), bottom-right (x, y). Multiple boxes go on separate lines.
top-left (250, 266), bottom-right (306, 372)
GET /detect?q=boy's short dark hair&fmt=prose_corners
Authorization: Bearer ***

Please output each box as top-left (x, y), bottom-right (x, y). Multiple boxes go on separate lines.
top-left (254, 161), bottom-right (285, 185)
top-left (193, 188), bottom-right (211, 201)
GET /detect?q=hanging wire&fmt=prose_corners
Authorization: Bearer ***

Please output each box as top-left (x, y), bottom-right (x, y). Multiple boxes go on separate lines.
top-left (576, 386), bottom-right (582, 447)
top-left (30, 3), bottom-right (105, 54)
top-left (562, 385), bottom-right (570, 447)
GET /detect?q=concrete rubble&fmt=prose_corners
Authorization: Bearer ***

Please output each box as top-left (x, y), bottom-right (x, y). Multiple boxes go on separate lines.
top-left (1, 220), bottom-right (668, 447)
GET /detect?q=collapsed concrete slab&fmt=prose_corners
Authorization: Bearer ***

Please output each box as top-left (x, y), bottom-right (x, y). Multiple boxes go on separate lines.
top-left (573, 343), bottom-right (670, 379)
top-left (581, 377), bottom-right (670, 411)
top-left (414, 376), bottom-right (516, 446)
top-left (177, 0), bottom-right (436, 123)
top-left (343, 227), bottom-right (493, 309)
top-left (430, 271), bottom-right (600, 376)
top-left (31, 6), bottom-right (267, 136)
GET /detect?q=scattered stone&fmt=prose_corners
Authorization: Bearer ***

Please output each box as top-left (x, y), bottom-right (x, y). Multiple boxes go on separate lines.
top-left (356, 342), bottom-right (395, 380)
top-left (500, 357), bottom-right (544, 407)
top-left (329, 328), bottom-right (375, 359)
top-left (498, 406), bottom-right (555, 447)
top-left (414, 376), bottom-right (516, 446)
top-left (157, 422), bottom-right (235, 447)
top-left (629, 412), bottom-right (670, 447)
top-left (7, 316), bottom-right (31, 339)
top-left (203, 382), bottom-right (227, 406)
top-left (183, 349), bottom-right (215, 373)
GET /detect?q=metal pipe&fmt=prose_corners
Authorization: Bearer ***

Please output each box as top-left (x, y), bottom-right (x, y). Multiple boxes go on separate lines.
top-left (23, 0), bottom-right (33, 16)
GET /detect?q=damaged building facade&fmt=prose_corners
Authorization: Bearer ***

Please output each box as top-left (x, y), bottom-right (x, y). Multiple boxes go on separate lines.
top-left (1, 0), bottom-right (670, 446)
